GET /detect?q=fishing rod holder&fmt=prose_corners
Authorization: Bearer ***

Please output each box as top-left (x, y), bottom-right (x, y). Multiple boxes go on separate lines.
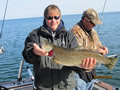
top-left (17, 60), bottom-right (24, 82)
top-left (26, 66), bottom-right (34, 81)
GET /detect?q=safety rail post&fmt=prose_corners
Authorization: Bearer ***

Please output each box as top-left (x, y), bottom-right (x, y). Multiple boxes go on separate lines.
top-left (17, 60), bottom-right (24, 82)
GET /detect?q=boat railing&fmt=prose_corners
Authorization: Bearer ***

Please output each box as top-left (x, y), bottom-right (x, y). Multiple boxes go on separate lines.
top-left (0, 59), bottom-right (34, 90)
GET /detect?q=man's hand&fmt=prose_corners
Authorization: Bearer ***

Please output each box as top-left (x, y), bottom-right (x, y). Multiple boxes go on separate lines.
top-left (98, 46), bottom-right (108, 55)
top-left (32, 43), bottom-right (48, 56)
top-left (81, 57), bottom-right (96, 70)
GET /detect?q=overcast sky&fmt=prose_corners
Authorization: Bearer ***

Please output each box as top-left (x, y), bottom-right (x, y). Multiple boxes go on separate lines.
top-left (0, 0), bottom-right (120, 20)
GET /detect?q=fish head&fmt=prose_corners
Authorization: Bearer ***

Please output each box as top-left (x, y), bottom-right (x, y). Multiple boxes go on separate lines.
top-left (43, 45), bottom-right (52, 52)
top-left (43, 40), bottom-right (53, 52)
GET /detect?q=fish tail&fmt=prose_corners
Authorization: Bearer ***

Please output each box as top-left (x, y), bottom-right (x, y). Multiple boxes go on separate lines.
top-left (105, 56), bottom-right (119, 70)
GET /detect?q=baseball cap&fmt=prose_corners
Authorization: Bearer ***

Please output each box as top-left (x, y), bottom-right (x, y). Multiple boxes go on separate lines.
top-left (83, 8), bottom-right (102, 25)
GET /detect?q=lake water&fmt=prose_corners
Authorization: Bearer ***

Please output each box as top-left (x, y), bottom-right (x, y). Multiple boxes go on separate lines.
top-left (0, 12), bottom-right (120, 88)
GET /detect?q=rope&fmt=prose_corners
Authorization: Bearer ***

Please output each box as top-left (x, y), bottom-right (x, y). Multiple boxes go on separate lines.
top-left (97, 0), bottom-right (107, 33)
top-left (0, 0), bottom-right (9, 40)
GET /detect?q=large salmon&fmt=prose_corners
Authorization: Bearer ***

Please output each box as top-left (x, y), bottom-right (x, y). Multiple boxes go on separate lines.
top-left (43, 40), bottom-right (118, 70)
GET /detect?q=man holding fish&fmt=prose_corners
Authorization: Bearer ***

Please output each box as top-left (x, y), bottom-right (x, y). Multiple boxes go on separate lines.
top-left (22, 5), bottom-right (97, 90)
top-left (71, 8), bottom-right (109, 89)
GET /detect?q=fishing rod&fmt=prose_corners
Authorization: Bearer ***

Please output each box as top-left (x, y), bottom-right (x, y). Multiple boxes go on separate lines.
top-left (0, 0), bottom-right (9, 39)
top-left (0, 0), bottom-right (9, 54)
top-left (97, 0), bottom-right (107, 33)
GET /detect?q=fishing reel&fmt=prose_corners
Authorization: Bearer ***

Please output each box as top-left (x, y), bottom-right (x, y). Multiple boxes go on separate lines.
top-left (0, 45), bottom-right (4, 55)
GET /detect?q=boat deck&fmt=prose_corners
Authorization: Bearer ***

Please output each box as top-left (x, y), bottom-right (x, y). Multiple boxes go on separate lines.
top-left (0, 79), bottom-right (33, 90)
top-left (0, 79), bottom-right (115, 90)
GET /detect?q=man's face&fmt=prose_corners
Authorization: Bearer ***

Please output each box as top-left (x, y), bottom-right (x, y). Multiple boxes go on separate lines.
top-left (45, 10), bottom-right (61, 31)
top-left (83, 17), bottom-right (96, 30)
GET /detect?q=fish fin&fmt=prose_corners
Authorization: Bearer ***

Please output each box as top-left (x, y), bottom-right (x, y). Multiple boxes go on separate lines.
top-left (105, 55), bottom-right (119, 70)
top-left (96, 62), bottom-right (102, 67)
top-left (74, 46), bottom-right (89, 51)
top-left (48, 56), bottom-right (54, 60)
top-left (50, 57), bottom-right (63, 65)
top-left (74, 46), bottom-right (100, 53)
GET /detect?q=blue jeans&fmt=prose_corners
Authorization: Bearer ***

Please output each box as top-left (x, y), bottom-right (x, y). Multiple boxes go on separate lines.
top-left (74, 73), bottom-right (98, 90)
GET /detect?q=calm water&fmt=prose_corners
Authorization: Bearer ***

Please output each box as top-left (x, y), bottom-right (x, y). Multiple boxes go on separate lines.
top-left (0, 12), bottom-right (120, 87)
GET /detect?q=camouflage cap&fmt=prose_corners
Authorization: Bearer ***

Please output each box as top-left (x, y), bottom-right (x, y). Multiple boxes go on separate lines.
top-left (83, 8), bottom-right (102, 25)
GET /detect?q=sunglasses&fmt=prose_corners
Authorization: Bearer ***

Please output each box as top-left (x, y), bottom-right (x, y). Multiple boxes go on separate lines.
top-left (85, 17), bottom-right (95, 25)
top-left (90, 20), bottom-right (95, 25)
top-left (46, 16), bottom-right (60, 20)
